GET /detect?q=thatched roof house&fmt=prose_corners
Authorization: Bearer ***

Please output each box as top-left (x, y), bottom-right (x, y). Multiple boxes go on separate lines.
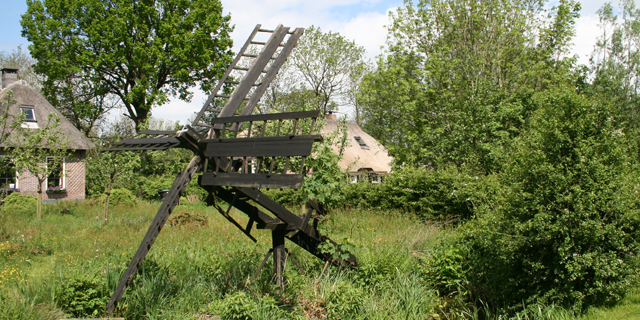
top-left (0, 68), bottom-right (94, 201)
top-left (319, 114), bottom-right (393, 183)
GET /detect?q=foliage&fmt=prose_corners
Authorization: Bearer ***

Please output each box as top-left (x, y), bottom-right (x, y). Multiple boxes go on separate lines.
top-left (342, 166), bottom-right (475, 220)
top-left (461, 88), bottom-right (640, 312)
top-left (109, 188), bottom-right (136, 206)
top-left (261, 188), bottom-right (304, 206)
top-left (85, 150), bottom-right (140, 197)
top-left (325, 280), bottom-right (365, 319)
top-left (589, 0), bottom-right (640, 132)
top-left (21, 0), bottom-right (234, 131)
top-left (55, 272), bottom-right (109, 317)
top-left (1, 192), bottom-right (37, 216)
top-left (301, 118), bottom-right (349, 208)
top-left (359, 0), bottom-right (582, 173)
top-left (263, 26), bottom-right (370, 117)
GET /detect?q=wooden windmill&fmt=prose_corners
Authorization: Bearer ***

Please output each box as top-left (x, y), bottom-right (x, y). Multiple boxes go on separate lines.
top-left (105, 24), bottom-right (357, 314)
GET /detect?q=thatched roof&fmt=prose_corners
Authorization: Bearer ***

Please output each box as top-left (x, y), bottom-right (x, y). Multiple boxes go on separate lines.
top-left (320, 119), bottom-right (393, 173)
top-left (0, 81), bottom-right (95, 150)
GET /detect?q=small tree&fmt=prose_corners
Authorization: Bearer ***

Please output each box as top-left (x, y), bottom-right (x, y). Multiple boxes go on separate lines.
top-left (9, 113), bottom-right (71, 219)
top-left (86, 148), bottom-right (140, 224)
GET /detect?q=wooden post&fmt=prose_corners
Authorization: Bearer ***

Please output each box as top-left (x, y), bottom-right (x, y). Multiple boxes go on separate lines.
top-left (272, 229), bottom-right (286, 291)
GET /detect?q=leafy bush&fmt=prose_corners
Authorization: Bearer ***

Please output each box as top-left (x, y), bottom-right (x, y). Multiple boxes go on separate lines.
top-left (1, 192), bottom-right (37, 216)
top-left (109, 188), bottom-right (136, 206)
top-left (262, 188), bottom-right (304, 206)
top-left (56, 272), bottom-right (109, 317)
top-left (128, 174), bottom-right (174, 200)
top-left (342, 166), bottom-right (475, 219)
top-left (461, 89), bottom-right (640, 312)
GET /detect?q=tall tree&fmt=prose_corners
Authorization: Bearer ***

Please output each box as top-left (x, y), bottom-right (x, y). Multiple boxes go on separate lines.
top-left (263, 26), bottom-right (369, 116)
top-left (590, 0), bottom-right (640, 128)
top-left (359, 0), bottom-right (581, 173)
top-left (21, 0), bottom-right (234, 131)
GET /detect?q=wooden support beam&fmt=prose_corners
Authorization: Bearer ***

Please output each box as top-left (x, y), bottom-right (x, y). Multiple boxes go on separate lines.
top-left (204, 135), bottom-right (317, 158)
top-left (201, 172), bottom-right (304, 189)
top-left (106, 156), bottom-right (202, 314)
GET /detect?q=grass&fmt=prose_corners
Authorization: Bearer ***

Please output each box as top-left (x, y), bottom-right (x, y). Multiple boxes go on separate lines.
top-left (0, 199), bottom-right (443, 319)
top-left (2, 199), bottom-right (640, 319)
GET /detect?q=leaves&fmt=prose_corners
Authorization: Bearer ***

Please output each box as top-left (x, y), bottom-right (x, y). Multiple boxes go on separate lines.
top-left (21, 0), bottom-right (234, 131)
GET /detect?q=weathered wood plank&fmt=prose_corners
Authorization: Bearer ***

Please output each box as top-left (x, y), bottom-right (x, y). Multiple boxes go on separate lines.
top-left (114, 137), bottom-right (180, 145)
top-left (211, 110), bottom-right (320, 125)
top-left (231, 28), bottom-right (306, 128)
top-left (204, 136), bottom-right (315, 157)
top-left (201, 172), bottom-right (304, 189)
top-left (214, 25), bottom-right (289, 124)
top-left (106, 156), bottom-right (202, 314)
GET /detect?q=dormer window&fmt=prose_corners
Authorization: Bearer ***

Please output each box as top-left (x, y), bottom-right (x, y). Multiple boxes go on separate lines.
top-left (21, 106), bottom-right (36, 121)
top-left (20, 106), bottom-right (38, 129)
top-left (354, 136), bottom-right (368, 148)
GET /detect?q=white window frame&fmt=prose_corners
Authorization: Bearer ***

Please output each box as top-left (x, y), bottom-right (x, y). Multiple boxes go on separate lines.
top-left (46, 157), bottom-right (65, 189)
top-left (20, 105), bottom-right (38, 129)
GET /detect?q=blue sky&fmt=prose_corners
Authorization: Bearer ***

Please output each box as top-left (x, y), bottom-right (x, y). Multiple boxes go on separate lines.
top-left (0, 0), bottom-right (621, 123)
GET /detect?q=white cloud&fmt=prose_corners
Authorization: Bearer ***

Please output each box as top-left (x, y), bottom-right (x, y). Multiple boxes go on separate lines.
top-left (156, 0), bottom-right (397, 124)
top-left (155, 0), bottom-right (613, 124)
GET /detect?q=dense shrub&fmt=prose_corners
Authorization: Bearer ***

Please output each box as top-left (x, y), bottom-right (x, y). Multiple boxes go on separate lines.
top-left (56, 272), bottom-right (109, 317)
top-left (342, 166), bottom-right (475, 220)
top-left (1, 192), bottom-right (37, 216)
top-left (128, 174), bottom-right (174, 200)
top-left (459, 89), bottom-right (640, 312)
top-left (109, 188), bottom-right (137, 206)
top-left (262, 188), bottom-right (304, 206)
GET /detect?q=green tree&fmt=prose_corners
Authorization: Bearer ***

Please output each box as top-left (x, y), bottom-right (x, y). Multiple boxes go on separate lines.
top-left (86, 148), bottom-right (140, 224)
top-left (8, 113), bottom-right (72, 219)
top-left (463, 88), bottom-right (640, 311)
top-left (21, 0), bottom-right (234, 132)
top-left (359, 0), bottom-right (581, 173)
top-left (590, 0), bottom-right (640, 130)
top-left (264, 26), bottom-right (369, 116)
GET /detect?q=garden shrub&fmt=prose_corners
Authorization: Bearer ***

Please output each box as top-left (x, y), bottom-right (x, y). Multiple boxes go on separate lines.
top-left (460, 89), bottom-right (640, 312)
top-left (262, 188), bottom-right (304, 206)
top-left (127, 174), bottom-right (174, 200)
top-left (56, 272), bottom-right (109, 317)
top-left (342, 165), bottom-right (475, 220)
top-left (1, 192), bottom-right (37, 216)
top-left (109, 188), bottom-right (136, 206)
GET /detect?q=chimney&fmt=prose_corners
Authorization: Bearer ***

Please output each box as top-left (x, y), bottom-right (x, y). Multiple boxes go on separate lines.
top-left (1, 68), bottom-right (19, 89)
top-left (325, 111), bottom-right (337, 121)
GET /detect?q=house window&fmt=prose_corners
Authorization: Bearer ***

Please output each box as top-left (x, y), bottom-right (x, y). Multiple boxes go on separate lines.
top-left (21, 106), bottom-right (36, 121)
top-left (47, 157), bottom-right (64, 189)
top-left (354, 136), bottom-right (368, 148)
top-left (20, 106), bottom-right (38, 129)
top-left (0, 157), bottom-right (16, 189)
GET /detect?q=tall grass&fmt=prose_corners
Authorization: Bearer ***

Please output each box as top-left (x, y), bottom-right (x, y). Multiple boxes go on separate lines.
top-left (1, 200), bottom-right (638, 319)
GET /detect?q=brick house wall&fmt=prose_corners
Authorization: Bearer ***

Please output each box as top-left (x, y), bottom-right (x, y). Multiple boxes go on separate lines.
top-left (11, 150), bottom-right (87, 201)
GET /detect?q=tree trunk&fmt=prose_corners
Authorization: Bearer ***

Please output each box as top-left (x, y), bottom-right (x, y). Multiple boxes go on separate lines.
top-left (104, 177), bottom-right (112, 225)
top-left (36, 190), bottom-right (42, 219)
